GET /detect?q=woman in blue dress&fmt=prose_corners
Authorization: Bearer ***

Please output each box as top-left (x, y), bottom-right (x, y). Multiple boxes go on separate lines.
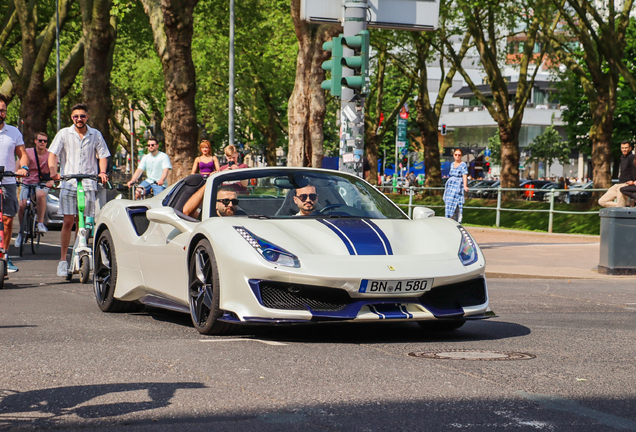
top-left (443, 149), bottom-right (469, 222)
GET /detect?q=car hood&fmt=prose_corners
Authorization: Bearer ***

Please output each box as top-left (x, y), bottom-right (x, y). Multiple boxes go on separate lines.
top-left (213, 216), bottom-right (464, 258)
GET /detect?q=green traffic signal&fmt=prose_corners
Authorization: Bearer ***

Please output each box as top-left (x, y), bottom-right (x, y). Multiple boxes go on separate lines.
top-left (341, 30), bottom-right (370, 94)
top-left (321, 35), bottom-right (343, 97)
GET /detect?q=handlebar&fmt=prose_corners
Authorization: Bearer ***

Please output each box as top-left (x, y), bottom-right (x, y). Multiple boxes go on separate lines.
top-left (60, 174), bottom-right (101, 182)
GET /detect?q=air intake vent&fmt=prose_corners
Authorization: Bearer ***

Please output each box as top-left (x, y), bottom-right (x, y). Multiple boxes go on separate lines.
top-left (420, 277), bottom-right (486, 309)
top-left (257, 281), bottom-right (352, 311)
top-left (127, 207), bottom-right (150, 236)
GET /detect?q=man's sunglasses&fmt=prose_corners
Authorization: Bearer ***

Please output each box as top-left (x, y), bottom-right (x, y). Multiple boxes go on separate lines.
top-left (72, 114), bottom-right (87, 120)
top-left (296, 193), bottom-right (317, 202)
top-left (148, 143), bottom-right (157, 147)
top-left (217, 198), bottom-right (239, 206)
top-left (37, 139), bottom-right (48, 143)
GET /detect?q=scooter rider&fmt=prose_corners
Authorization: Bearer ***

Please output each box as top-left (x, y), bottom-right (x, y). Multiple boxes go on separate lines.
top-left (48, 103), bottom-right (110, 277)
top-left (0, 93), bottom-right (29, 273)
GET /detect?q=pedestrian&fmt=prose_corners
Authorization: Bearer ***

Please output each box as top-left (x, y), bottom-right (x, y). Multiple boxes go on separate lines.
top-left (407, 171), bottom-right (417, 188)
top-left (443, 148), bottom-right (469, 222)
top-left (0, 93), bottom-right (29, 273)
top-left (619, 154), bottom-right (636, 206)
top-left (15, 132), bottom-right (54, 249)
top-left (127, 137), bottom-right (172, 199)
top-left (598, 141), bottom-right (635, 207)
top-left (220, 144), bottom-right (248, 171)
top-left (191, 140), bottom-right (219, 177)
top-left (48, 103), bottom-right (110, 277)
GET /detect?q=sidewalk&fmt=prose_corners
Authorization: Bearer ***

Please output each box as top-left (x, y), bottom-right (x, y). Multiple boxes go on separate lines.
top-left (466, 226), bottom-right (635, 279)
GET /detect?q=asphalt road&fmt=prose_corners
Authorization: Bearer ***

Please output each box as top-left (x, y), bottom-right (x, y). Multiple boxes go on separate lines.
top-left (1, 231), bottom-right (635, 431)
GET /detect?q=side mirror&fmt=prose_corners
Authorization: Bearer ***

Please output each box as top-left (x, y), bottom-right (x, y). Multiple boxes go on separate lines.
top-left (146, 207), bottom-right (193, 234)
top-left (412, 206), bottom-right (435, 219)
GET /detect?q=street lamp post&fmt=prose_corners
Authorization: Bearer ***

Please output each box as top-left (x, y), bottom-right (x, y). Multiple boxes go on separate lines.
top-left (56, 0), bottom-right (61, 131)
top-left (228, 0), bottom-right (235, 146)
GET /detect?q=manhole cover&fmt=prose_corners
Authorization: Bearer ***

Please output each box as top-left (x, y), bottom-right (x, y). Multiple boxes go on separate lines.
top-left (408, 349), bottom-right (536, 361)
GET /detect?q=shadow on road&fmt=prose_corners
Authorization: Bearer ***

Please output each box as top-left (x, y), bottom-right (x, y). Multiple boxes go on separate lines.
top-left (0, 382), bottom-right (205, 430)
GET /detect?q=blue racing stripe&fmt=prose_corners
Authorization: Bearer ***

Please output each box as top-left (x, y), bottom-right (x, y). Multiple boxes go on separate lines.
top-left (326, 219), bottom-right (386, 255)
top-left (365, 219), bottom-right (393, 255)
top-left (318, 219), bottom-right (356, 255)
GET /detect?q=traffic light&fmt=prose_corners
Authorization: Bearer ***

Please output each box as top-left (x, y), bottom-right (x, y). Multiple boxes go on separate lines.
top-left (341, 30), bottom-right (370, 95)
top-left (441, 124), bottom-right (447, 135)
top-left (321, 35), bottom-right (343, 97)
top-left (485, 162), bottom-right (491, 172)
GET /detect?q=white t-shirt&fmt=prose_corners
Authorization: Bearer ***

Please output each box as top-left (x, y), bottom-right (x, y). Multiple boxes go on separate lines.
top-left (138, 151), bottom-right (172, 184)
top-left (0, 124), bottom-right (24, 185)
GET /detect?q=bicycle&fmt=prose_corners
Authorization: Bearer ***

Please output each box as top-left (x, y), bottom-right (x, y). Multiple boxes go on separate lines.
top-left (60, 174), bottom-right (101, 284)
top-left (0, 167), bottom-right (21, 289)
top-left (18, 182), bottom-right (49, 256)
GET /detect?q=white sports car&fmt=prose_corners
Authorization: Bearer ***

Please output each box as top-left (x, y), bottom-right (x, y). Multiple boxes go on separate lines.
top-left (93, 167), bottom-right (494, 334)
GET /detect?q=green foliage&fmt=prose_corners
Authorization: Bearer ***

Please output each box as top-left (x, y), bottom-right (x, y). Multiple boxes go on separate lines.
top-left (487, 133), bottom-right (502, 166)
top-left (525, 124), bottom-right (571, 170)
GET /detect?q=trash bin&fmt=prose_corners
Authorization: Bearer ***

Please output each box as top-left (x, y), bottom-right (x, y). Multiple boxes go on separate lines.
top-left (598, 208), bottom-right (636, 275)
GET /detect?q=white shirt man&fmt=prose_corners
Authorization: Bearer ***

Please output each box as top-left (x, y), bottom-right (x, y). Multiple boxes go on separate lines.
top-left (49, 103), bottom-right (110, 277)
top-left (0, 93), bottom-right (29, 273)
top-left (127, 138), bottom-right (172, 199)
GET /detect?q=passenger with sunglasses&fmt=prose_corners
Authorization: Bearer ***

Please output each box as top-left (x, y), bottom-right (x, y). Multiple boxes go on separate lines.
top-left (48, 103), bottom-right (111, 277)
top-left (183, 184), bottom-right (240, 219)
top-left (15, 132), bottom-right (54, 248)
top-left (127, 137), bottom-right (172, 199)
top-left (293, 185), bottom-right (319, 216)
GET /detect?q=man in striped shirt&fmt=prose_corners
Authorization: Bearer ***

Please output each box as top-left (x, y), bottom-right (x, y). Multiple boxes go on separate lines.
top-left (48, 103), bottom-right (110, 277)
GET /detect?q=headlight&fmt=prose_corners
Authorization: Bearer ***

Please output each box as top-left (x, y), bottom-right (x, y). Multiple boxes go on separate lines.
top-left (234, 226), bottom-right (300, 268)
top-left (457, 226), bottom-right (478, 266)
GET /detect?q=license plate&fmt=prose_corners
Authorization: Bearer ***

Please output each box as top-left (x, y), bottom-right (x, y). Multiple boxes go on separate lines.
top-left (359, 279), bottom-right (433, 294)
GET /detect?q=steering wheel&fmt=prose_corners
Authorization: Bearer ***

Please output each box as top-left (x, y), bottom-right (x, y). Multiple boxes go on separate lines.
top-left (318, 204), bottom-right (346, 214)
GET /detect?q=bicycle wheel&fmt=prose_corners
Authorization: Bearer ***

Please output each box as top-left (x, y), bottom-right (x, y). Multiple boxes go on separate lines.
top-left (30, 213), bottom-right (40, 254)
top-left (0, 260), bottom-right (5, 289)
top-left (19, 210), bottom-right (30, 257)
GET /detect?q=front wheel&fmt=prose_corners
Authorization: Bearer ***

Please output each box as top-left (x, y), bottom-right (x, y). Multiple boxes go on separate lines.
top-left (19, 211), bottom-right (30, 257)
top-left (79, 254), bottom-right (90, 284)
top-left (31, 213), bottom-right (40, 254)
top-left (94, 229), bottom-right (141, 312)
top-left (0, 260), bottom-right (5, 289)
top-left (188, 239), bottom-right (233, 335)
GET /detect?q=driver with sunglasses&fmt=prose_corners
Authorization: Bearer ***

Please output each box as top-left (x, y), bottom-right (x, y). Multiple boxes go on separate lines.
top-left (293, 185), bottom-right (319, 216)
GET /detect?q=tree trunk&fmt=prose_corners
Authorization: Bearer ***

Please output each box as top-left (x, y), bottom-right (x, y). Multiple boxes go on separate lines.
top-left (141, 0), bottom-right (199, 182)
top-left (6, 0), bottom-right (83, 142)
top-left (419, 124), bottom-right (442, 188)
top-left (288, 0), bottom-right (339, 167)
top-left (498, 123), bottom-right (521, 188)
top-left (590, 92), bottom-right (614, 188)
top-left (81, 0), bottom-right (117, 154)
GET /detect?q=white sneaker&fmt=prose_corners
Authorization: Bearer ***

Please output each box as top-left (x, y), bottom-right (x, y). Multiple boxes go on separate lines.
top-left (37, 223), bottom-right (48, 233)
top-left (57, 261), bottom-right (68, 277)
top-left (14, 233), bottom-right (22, 248)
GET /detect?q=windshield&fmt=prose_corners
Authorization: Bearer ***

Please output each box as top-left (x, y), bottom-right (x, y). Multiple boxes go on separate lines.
top-left (210, 169), bottom-right (407, 219)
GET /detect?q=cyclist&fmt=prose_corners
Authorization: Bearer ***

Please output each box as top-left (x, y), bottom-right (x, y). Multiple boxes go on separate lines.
top-left (48, 103), bottom-right (110, 277)
top-left (15, 131), bottom-right (54, 248)
top-left (126, 137), bottom-right (172, 199)
top-left (0, 93), bottom-right (29, 273)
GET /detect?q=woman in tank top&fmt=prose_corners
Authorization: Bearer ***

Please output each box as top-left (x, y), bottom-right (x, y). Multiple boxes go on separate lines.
top-left (191, 140), bottom-right (220, 177)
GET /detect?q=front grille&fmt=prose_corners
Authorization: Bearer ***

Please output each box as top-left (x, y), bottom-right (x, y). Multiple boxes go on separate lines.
top-left (258, 281), bottom-right (352, 311)
top-left (420, 277), bottom-right (487, 309)
top-left (127, 207), bottom-right (150, 236)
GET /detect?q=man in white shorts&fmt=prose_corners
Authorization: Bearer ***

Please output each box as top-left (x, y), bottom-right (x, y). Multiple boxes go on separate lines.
top-left (15, 131), bottom-right (55, 248)
top-left (126, 137), bottom-right (171, 199)
top-left (49, 103), bottom-right (110, 277)
top-left (0, 93), bottom-right (29, 273)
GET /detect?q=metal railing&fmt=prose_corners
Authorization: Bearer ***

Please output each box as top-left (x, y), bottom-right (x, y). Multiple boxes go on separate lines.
top-left (378, 185), bottom-right (608, 234)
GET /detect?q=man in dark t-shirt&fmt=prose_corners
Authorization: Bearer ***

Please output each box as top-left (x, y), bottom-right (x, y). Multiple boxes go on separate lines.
top-left (598, 141), bottom-right (635, 207)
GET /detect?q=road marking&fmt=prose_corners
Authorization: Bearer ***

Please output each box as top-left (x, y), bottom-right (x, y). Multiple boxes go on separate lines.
top-left (517, 391), bottom-right (636, 430)
top-left (199, 338), bottom-right (287, 346)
